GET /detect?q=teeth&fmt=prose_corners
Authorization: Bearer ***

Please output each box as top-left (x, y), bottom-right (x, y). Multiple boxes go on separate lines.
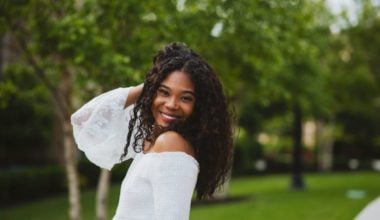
top-left (162, 113), bottom-right (178, 120)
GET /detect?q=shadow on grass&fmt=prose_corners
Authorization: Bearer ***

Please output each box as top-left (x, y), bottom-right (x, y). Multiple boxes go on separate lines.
top-left (191, 195), bottom-right (251, 207)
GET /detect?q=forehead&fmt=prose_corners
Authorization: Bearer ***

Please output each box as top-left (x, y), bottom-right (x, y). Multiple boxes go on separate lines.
top-left (161, 70), bottom-right (194, 91)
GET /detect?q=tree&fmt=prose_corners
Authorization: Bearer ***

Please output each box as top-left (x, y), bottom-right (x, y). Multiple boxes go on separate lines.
top-left (1, 0), bottom-right (138, 218)
top-left (2, 1), bottom-right (83, 218)
top-left (194, 0), bottom-right (334, 189)
top-left (328, 0), bottom-right (380, 164)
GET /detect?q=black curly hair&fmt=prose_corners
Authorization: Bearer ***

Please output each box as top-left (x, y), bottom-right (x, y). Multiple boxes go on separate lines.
top-left (121, 42), bottom-right (233, 199)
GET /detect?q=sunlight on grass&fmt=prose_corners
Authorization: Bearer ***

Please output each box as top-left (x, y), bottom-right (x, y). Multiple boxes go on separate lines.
top-left (1, 172), bottom-right (379, 220)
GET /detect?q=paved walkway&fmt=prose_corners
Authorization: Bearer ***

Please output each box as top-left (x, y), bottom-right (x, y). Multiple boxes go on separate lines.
top-left (355, 196), bottom-right (380, 220)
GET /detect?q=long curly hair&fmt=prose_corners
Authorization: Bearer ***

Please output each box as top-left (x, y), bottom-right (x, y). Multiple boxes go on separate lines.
top-left (121, 42), bottom-right (233, 199)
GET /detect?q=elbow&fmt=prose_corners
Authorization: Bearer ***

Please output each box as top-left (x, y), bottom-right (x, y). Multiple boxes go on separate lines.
top-left (71, 111), bottom-right (85, 127)
top-left (70, 112), bottom-right (80, 126)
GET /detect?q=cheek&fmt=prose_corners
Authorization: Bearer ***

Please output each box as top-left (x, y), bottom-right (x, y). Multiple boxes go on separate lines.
top-left (185, 103), bottom-right (195, 117)
top-left (151, 97), bottom-right (160, 113)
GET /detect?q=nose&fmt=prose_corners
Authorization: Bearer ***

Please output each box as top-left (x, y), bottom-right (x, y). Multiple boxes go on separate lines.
top-left (165, 97), bottom-right (178, 109)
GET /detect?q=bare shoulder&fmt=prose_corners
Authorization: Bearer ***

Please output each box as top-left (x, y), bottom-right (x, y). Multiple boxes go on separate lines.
top-left (152, 131), bottom-right (195, 157)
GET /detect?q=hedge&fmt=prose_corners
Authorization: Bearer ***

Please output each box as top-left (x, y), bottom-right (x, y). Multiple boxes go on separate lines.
top-left (0, 160), bottom-right (131, 207)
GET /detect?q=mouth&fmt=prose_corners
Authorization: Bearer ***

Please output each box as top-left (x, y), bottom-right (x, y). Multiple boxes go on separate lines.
top-left (160, 112), bottom-right (181, 123)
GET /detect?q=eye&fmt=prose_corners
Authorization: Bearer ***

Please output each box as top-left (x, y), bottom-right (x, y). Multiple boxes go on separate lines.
top-left (181, 95), bottom-right (194, 103)
top-left (157, 88), bottom-right (169, 97)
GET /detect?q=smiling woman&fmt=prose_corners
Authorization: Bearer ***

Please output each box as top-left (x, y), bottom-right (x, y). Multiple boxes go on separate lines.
top-left (71, 42), bottom-right (233, 220)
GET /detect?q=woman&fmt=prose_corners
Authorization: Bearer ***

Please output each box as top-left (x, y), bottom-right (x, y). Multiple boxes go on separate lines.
top-left (71, 42), bottom-right (233, 220)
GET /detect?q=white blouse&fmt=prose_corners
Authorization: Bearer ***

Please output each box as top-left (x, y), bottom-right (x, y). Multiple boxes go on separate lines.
top-left (71, 87), bottom-right (199, 220)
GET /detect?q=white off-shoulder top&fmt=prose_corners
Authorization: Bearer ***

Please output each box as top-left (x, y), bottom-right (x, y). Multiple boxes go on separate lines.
top-left (71, 87), bottom-right (199, 220)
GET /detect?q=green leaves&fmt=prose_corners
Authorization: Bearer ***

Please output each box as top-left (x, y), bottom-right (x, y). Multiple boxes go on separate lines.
top-left (3, 0), bottom-right (378, 152)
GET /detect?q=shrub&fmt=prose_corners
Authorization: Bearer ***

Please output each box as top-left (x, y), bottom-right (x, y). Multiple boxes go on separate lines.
top-left (0, 166), bottom-right (65, 206)
top-left (0, 160), bottom-right (132, 207)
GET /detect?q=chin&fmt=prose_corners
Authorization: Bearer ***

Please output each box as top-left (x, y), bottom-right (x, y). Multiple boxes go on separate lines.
top-left (155, 121), bottom-right (169, 128)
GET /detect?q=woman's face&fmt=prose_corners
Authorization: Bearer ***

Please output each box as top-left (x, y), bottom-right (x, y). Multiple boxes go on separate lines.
top-left (152, 70), bottom-right (195, 127)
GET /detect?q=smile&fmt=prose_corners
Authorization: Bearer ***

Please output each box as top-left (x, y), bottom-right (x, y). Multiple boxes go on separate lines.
top-left (160, 112), bottom-right (181, 121)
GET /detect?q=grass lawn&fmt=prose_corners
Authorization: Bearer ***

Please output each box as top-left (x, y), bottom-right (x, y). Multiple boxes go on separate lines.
top-left (1, 172), bottom-right (379, 220)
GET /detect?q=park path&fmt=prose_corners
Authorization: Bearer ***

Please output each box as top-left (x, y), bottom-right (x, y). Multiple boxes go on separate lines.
top-left (355, 196), bottom-right (380, 220)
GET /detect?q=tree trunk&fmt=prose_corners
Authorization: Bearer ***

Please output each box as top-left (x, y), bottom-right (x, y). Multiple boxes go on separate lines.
top-left (49, 114), bottom-right (65, 165)
top-left (11, 20), bottom-right (82, 220)
top-left (1, 32), bottom-right (13, 80)
top-left (63, 120), bottom-right (81, 220)
top-left (291, 103), bottom-right (305, 190)
top-left (60, 68), bottom-right (81, 220)
top-left (0, 34), bottom-right (5, 79)
top-left (96, 169), bottom-right (111, 220)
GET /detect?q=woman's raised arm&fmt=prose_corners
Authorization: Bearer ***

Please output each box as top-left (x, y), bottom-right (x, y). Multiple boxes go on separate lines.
top-left (70, 85), bottom-right (142, 170)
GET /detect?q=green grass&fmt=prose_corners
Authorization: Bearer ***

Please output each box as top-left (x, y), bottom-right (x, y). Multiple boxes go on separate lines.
top-left (1, 172), bottom-right (379, 220)
top-left (191, 172), bottom-right (380, 220)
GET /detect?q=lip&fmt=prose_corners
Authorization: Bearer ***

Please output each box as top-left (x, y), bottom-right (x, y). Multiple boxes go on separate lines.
top-left (160, 112), bottom-right (181, 123)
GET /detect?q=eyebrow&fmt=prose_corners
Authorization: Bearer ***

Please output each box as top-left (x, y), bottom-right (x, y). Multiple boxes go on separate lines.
top-left (159, 84), bottom-right (195, 96)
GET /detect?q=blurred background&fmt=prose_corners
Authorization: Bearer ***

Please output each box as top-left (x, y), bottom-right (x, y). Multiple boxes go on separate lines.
top-left (1, 0), bottom-right (379, 219)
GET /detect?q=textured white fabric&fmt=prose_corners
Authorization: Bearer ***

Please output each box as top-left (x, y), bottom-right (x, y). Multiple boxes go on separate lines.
top-left (113, 152), bottom-right (199, 220)
top-left (71, 87), bottom-right (136, 170)
top-left (71, 88), bottom-right (200, 220)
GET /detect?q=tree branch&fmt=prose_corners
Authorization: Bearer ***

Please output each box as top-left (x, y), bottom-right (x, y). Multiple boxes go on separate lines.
top-left (8, 21), bottom-right (71, 121)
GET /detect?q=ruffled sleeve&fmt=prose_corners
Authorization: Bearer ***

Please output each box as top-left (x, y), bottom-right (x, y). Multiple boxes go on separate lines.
top-left (71, 87), bottom-right (137, 170)
top-left (146, 152), bottom-right (199, 220)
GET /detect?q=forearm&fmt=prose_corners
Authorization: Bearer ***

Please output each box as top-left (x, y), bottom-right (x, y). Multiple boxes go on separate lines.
top-left (124, 84), bottom-right (143, 108)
